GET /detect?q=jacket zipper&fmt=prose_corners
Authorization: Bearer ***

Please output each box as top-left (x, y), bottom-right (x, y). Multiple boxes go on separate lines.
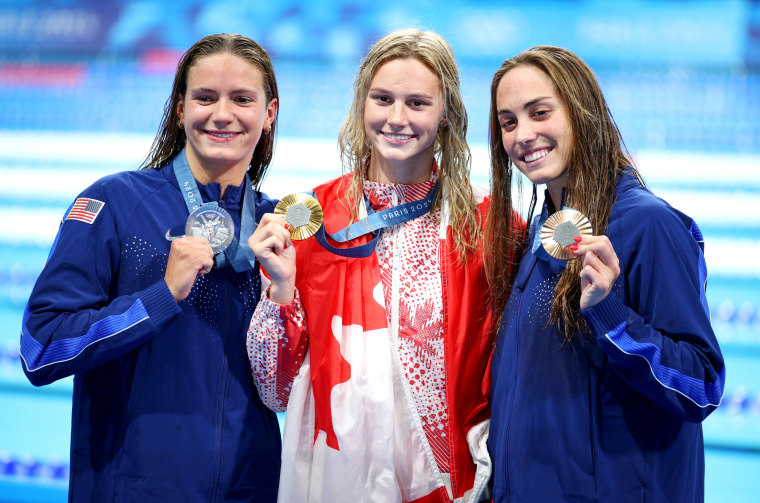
top-left (210, 352), bottom-right (228, 502)
top-left (209, 197), bottom-right (232, 502)
top-left (503, 285), bottom-right (526, 501)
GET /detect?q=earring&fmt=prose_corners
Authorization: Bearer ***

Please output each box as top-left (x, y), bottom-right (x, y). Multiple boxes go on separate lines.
top-left (264, 124), bottom-right (271, 134)
top-left (178, 120), bottom-right (184, 129)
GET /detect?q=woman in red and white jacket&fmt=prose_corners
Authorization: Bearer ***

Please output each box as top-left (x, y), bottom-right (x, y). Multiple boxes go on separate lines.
top-left (246, 29), bottom-right (520, 503)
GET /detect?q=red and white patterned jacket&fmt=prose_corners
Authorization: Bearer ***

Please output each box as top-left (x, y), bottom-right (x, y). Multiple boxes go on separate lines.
top-left (248, 173), bottom-right (495, 503)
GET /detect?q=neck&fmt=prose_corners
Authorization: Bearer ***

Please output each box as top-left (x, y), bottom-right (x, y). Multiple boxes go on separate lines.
top-left (185, 152), bottom-right (247, 197)
top-left (546, 172), bottom-right (569, 212)
top-left (367, 154), bottom-right (433, 185)
top-left (547, 185), bottom-right (564, 212)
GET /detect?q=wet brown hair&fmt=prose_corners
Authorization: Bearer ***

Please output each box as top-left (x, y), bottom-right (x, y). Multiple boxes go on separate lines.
top-left (141, 33), bottom-right (279, 188)
top-left (485, 46), bottom-right (643, 341)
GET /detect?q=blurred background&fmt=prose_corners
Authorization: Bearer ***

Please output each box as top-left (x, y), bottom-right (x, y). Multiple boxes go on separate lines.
top-left (0, 0), bottom-right (758, 501)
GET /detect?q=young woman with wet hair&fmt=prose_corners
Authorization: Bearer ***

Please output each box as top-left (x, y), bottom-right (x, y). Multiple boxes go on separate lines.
top-left (22, 33), bottom-right (282, 501)
top-left (248, 28), bottom-right (510, 502)
top-left (485, 46), bottom-right (725, 502)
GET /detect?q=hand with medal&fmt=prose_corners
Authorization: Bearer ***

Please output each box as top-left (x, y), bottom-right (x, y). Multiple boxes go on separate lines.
top-left (569, 234), bottom-right (621, 309)
top-left (249, 213), bottom-right (296, 304)
top-left (164, 236), bottom-right (215, 301)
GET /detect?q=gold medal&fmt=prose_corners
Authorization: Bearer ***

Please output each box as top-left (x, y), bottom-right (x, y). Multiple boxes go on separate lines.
top-left (540, 209), bottom-right (593, 260)
top-left (274, 193), bottom-right (324, 240)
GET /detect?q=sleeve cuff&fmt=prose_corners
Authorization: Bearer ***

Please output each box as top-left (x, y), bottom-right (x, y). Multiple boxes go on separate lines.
top-left (141, 280), bottom-right (182, 330)
top-left (580, 293), bottom-right (631, 340)
top-left (260, 287), bottom-right (303, 320)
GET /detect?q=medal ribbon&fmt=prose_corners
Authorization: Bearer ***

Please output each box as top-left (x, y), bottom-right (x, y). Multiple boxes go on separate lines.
top-left (313, 182), bottom-right (439, 258)
top-left (173, 149), bottom-right (258, 272)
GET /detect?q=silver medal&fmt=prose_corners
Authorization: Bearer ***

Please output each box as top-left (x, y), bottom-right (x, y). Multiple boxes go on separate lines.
top-left (185, 206), bottom-right (235, 254)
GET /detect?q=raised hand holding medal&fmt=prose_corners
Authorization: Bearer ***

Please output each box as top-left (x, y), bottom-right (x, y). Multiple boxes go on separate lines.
top-left (249, 212), bottom-right (298, 304)
top-left (538, 207), bottom-right (621, 309)
top-left (165, 234), bottom-right (215, 301)
top-left (247, 191), bottom-right (323, 304)
top-left (572, 232), bottom-right (621, 310)
top-left (172, 149), bottom-right (258, 274)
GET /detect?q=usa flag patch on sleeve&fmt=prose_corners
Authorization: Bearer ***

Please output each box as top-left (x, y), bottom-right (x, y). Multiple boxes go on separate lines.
top-left (66, 198), bottom-right (105, 224)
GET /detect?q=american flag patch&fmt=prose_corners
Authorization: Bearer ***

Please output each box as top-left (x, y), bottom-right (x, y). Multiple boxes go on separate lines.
top-left (66, 198), bottom-right (105, 224)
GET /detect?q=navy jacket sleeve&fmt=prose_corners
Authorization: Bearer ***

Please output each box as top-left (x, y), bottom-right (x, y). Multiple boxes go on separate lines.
top-left (580, 198), bottom-right (725, 423)
top-left (20, 182), bottom-right (181, 386)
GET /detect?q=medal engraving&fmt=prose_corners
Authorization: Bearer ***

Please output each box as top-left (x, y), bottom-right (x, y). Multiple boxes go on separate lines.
top-left (540, 209), bottom-right (593, 260)
top-left (553, 221), bottom-right (580, 247)
top-left (185, 206), bottom-right (235, 254)
top-left (274, 193), bottom-right (324, 240)
top-left (285, 202), bottom-right (312, 228)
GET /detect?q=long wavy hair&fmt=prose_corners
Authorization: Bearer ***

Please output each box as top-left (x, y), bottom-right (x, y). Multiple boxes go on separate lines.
top-left (485, 46), bottom-right (643, 341)
top-left (338, 28), bottom-right (481, 257)
top-left (141, 33), bottom-right (279, 189)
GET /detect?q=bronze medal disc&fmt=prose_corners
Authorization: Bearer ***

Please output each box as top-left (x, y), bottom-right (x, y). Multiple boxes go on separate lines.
top-left (274, 193), bottom-right (324, 240)
top-left (539, 209), bottom-right (593, 260)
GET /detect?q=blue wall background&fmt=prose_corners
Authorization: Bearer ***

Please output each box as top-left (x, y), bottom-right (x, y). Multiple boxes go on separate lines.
top-left (1, 0), bottom-right (759, 501)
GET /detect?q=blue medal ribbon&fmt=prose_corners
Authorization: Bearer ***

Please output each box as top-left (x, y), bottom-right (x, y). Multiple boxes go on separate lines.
top-left (313, 182), bottom-right (438, 258)
top-left (172, 149), bottom-right (258, 272)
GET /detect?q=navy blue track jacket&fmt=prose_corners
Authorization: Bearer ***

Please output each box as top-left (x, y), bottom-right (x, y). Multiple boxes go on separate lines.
top-left (488, 171), bottom-right (725, 502)
top-left (20, 157), bottom-right (281, 502)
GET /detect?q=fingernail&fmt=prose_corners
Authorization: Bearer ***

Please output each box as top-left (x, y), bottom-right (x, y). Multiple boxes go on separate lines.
top-left (574, 236), bottom-right (582, 243)
top-left (569, 244), bottom-right (579, 251)
top-left (283, 223), bottom-right (290, 230)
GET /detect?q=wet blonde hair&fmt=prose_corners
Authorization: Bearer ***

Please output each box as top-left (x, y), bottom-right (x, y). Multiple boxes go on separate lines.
top-left (338, 28), bottom-right (481, 256)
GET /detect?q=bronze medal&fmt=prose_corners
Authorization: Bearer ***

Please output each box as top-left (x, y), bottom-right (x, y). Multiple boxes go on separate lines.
top-left (540, 209), bottom-right (593, 260)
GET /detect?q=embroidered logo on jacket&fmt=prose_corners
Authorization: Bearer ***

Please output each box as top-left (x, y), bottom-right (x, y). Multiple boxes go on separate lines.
top-left (66, 198), bottom-right (105, 224)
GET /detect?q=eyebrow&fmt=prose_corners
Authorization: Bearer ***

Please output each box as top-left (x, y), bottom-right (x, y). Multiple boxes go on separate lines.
top-left (368, 86), bottom-right (435, 100)
top-left (190, 87), bottom-right (258, 94)
top-left (497, 96), bottom-right (553, 116)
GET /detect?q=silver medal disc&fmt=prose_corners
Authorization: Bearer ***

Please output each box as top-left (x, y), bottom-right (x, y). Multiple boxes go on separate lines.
top-left (185, 206), bottom-right (235, 254)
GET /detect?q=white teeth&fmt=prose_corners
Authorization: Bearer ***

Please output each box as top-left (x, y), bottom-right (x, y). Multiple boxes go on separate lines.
top-left (524, 150), bottom-right (548, 163)
top-left (209, 132), bottom-right (236, 139)
top-left (384, 133), bottom-right (412, 140)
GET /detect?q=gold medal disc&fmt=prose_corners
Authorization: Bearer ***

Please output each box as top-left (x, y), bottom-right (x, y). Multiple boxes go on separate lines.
top-left (539, 209), bottom-right (593, 260)
top-left (274, 193), bottom-right (324, 240)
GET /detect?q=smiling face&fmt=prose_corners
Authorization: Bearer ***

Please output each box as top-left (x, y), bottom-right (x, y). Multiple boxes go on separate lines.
top-left (177, 52), bottom-right (277, 186)
top-left (363, 57), bottom-right (446, 184)
top-left (495, 64), bottom-right (572, 207)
